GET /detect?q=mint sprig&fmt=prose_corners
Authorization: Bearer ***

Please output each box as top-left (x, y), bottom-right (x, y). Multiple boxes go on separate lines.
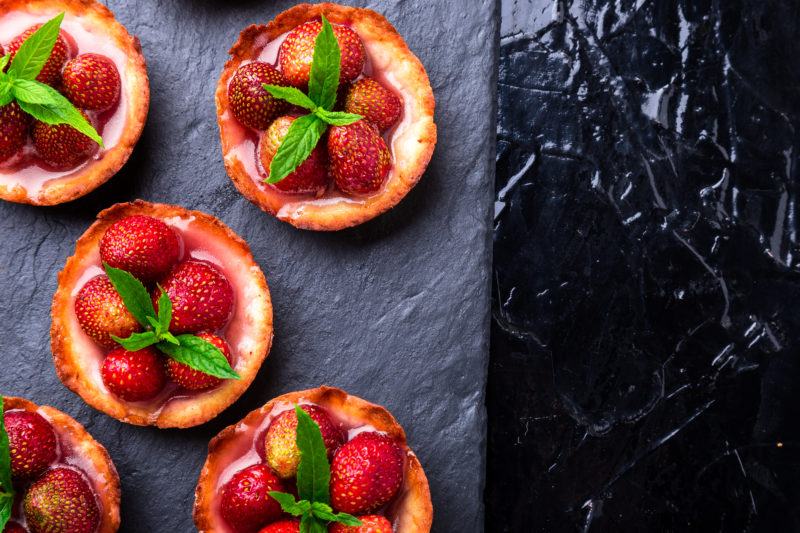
top-left (261, 14), bottom-right (362, 184)
top-left (0, 399), bottom-right (15, 531)
top-left (268, 406), bottom-right (361, 533)
top-left (0, 13), bottom-right (103, 146)
top-left (103, 263), bottom-right (239, 380)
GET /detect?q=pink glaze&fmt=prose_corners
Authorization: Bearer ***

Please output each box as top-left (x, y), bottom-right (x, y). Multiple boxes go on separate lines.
top-left (0, 11), bottom-right (129, 201)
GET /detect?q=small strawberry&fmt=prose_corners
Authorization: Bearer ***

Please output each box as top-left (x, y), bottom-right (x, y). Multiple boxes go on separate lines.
top-left (99, 215), bottom-right (180, 282)
top-left (23, 467), bottom-right (99, 533)
top-left (264, 405), bottom-right (344, 479)
top-left (228, 62), bottom-right (288, 130)
top-left (74, 275), bottom-right (140, 349)
top-left (3, 522), bottom-right (26, 533)
top-left (4, 410), bottom-right (56, 479)
top-left (62, 53), bottom-right (121, 110)
top-left (101, 347), bottom-right (166, 402)
top-left (0, 102), bottom-right (31, 164)
top-left (344, 78), bottom-right (402, 133)
top-left (6, 25), bottom-right (70, 85)
top-left (328, 120), bottom-right (391, 196)
top-left (279, 20), bottom-right (365, 88)
top-left (329, 515), bottom-right (392, 533)
top-left (330, 432), bottom-right (404, 515)
top-left (32, 113), bottom-right (98, 170)
top-left (258, 519), bottom-right (300, 533)
top-left (156, 260), bottom-right (234, 334)
top-left (259, 115), bottom-right (329, 195)
top-left (166, 332), bottom-right (232, 390)
top-left (220, 464), bottom-right (285, 532)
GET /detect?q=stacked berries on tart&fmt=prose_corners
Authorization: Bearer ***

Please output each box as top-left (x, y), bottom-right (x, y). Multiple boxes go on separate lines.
top-left (217, 3), bottom-right (436, 230)
top-left (0, 0), bottom-right (149, 205)
top-left (50, 201), bottom-right (273, 428)
top-left (194, 387), bottom-right (433, 533)
top-left (0, 396), bottom-right (120, 533)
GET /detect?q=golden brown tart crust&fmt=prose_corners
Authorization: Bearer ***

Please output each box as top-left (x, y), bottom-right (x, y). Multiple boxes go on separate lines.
top-left (3, 396), bottom-right (121, 532)
top-left (0, 0), bottom-right (149, 206)
top-left (194, 386), bottom-right (433, 532)
top-left (50, 200), bottom-right (273, 428)
top-left (216, 3), bottom-right (437, 231)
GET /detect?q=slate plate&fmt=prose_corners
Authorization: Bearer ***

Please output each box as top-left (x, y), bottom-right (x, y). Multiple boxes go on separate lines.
top-left (0, 1), bottom-right (497, 531)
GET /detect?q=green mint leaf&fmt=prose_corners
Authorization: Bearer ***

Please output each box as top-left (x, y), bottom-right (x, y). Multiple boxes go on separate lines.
top-left (309, 501), bottom-right (361, 526)
top-left (146, 315), bottom-right (161, 331)
top-left (0, 82), bottom-right (12, 107)
top-left (161, 331), bottom-right (180, 345)
top-left (157, 335), bottom-right (240, 380)
top-left (262, 84), bottom-right (317, 111)
top-left (0, 398), bottom-right (14, 498)
top-left (267, 114), bottom-right (327, 184)
top-left (314, 108), bottom-right (362, 126)
top-left (11, 78), bottom-right (59, 104)
top-left (7, 13), bottom-right (64, 81)
top-left (307, 15), bottom-right (341, 110)
top-left (103, 263), bottom-right (156, 327)
top-left (16, 84), bottom-right (104, 147)
top-left (0, 54), bottom-right (10, 71)
top-left (156, 288), bottom-right (172, 333)
top-left (0, 493), bottom-right (12, 533)
top-left (300, 514), bottom-right (327, 533)
top-left (110, 331), bottom-right (159, 351)
top-left (295, 405), bottom-right (331, 505)
top-left (268, 491), bottom-right (311, 517)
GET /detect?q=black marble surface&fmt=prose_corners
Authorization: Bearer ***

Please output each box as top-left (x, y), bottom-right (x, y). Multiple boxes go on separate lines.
top-left (0, 1), bottom-right (496, 531)
top-left (488, 0), bottom-right (800, 531)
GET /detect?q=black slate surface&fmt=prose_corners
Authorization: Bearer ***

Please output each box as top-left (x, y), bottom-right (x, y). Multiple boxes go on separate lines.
top-left (489, 0), bottom-right (800, 531)
top-left (0, 1), bottom-right (497, 531)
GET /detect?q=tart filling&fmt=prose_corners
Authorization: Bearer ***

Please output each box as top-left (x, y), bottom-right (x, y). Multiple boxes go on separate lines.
top-left (50, 201), bottom-right (273, 428)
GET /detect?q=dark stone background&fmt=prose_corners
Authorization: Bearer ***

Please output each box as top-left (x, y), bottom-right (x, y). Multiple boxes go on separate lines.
top-left (0, 0), bottom-right (496, 531)
top-left (488, 0), bottom-right (800, 531)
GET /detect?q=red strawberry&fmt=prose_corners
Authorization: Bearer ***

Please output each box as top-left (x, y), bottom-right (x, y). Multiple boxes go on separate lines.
top-left (6, 25), bottom-right (70, 85)
top-left (3, 522), bottom-right (26, 533)
top-left (23, 467), bottom-right (99, 533)
top-left (329, 515), bottom-right (392, 533)
top-left (62, 53), bottom-right (121, 110)
top-left (330, 432), bottom-right (404, 515)
top-left (74, 275), bottom-right (140, 349)
top-left (258, 520), bottom-right (300, 533)
top-left (259, 115), bottom-right (329, 195)
top-left (32, 113), bottom-right (98, 170)
top-left (328, 120), bottom-right (391, 196)
top-left (4, 410), bottom-right (56, 479)
top-left (228, 62), bottom-right (288, 130)
top-left (166, 332), bottom-right (232, 390)
top-left (345, 78), bottom-right (402, 133)
top-left (279, 20), bottom-right (365, 88)
top-left (101, 347), bottom-right (166, 402)
top-left (99, 215), bottom-right (180, 282)
top-left (156, 260), bottom-right (234, 334)
top-left (220, 464), bottom-right (285, 532)
top-left (0, 102), bottom-right (31, 164)
top-left (264, 405), bottom-right (344, 479)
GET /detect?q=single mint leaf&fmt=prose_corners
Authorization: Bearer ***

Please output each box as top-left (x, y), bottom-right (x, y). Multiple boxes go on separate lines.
top-left (0, 82), bottom-right (12, 107)
top-left (7, 13), bottom-right (64, 81)
top-left (310, 501), bottom-right (360, 525)
top-left (0, 493), bottom-right (12, 532)
top-left (267, 114), bottom-right (327, 184)
top-left (307, 14), bottom-right (341, 110)
top-left (0, 54), bottom-right (10, 71)
top-left (300, 514), bottom-right (327, 533)
top-left (103, 263), bottom-right (156, 327)
top-left (268, 491), bottom-right (310, 517)
top-left (295, 405), bottom-right (331, 505)
top-left (156, 288), bottom-right (172, 333)
top-left (16, 84), bottom-right (103, 147)
top-left (157, 335), bottom-right (240, 380)
top-left (111, 331), bottom-right (159, 351)
top-left (11, 78), bottom-right (59, 105)
top-left (314, 108), bottom-right (362, 126)
top-left (146, 315), bottom-right (161, 331)
top-left (161, 331), bottom-right (180, 345)
top-left (0, 398), bottom-right (13, 498)
top-left (263, 84), bottom-right (316, 111)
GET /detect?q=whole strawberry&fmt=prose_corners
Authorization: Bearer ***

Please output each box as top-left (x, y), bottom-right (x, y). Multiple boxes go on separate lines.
top-left (32, 114), bottom-right (98, 169)
top-left (228, 62), bottom-right (288, 130)
top-left (156, 260), bottom-right (234, 334)
top-left (279, 20), bottom-right (365, 88)
top-left (264, 405), bottom-right (343, 479)
top-left (99, 215), bottom-right (180, 282)
top-left (329, 515), bottom-right (392, 533)
top-left (328, 120), bottom-right (391, 196)
top-left (0, 102), bottom-right (30, 164)
top-left (101, 347), bottom-right (166, 402)
top-left (220, 464), bottom-right (285, 532)
top-left (258, 519), bottom-right (300, 533)
top-left (3, 522), bottom-right (26, 533)
top-left (166, 332), bottom-right (232, 390)
top-left (4, 410), bottom-right (56, 479)
top-left (62, 53), bottom-right (121, 110)
top-left (74, 275), bottom-right (140, 348)
top-left (330, 432), bottom-right (404, 515)
top-left (24, 467), bottom-right (99, 533)
top-left (259, 115), bottom-right (329, 195)
top-left (344, 78), bottom-right (402, 133)
top-left (7, 25), bottom-right (70, 85)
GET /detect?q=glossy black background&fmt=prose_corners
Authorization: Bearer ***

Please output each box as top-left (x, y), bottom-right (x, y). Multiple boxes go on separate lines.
top-left (488, 0), bottom-right (800, 531)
